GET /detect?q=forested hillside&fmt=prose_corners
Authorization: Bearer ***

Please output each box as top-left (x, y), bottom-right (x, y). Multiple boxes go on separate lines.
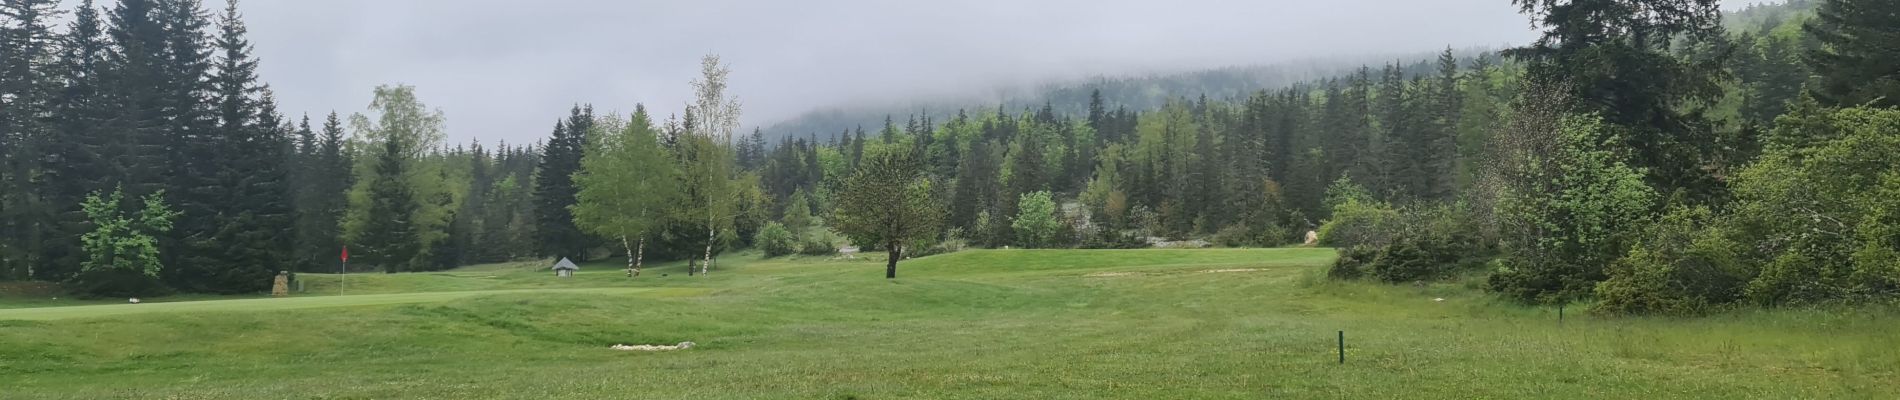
top-left (4, 0), bottom-right (1897, 315)
top-left (760, 49), bottom-right (1494, 143)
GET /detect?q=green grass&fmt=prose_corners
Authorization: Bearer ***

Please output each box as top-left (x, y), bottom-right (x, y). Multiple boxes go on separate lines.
top-left (1, 248), bottom-right (1895, 399)
top-left (0, 287), bottom-right (697, 321)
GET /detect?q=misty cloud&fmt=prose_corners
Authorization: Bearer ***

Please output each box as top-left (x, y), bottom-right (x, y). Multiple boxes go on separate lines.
top-left (82, 0), bottom-right (1760, 144)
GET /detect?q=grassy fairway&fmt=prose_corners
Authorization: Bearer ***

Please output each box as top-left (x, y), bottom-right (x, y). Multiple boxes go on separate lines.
top-left (1, 249), bottom-right (1895, 399)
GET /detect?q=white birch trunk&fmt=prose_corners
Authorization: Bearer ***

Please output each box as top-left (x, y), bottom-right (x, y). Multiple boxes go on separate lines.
top-left (702, 222), bottom-right (716, 276)
top-left (621, 235), bottom-right (637, 278)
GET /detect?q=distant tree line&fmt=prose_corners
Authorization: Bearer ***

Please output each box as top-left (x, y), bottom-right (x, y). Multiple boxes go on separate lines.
top-left (0, 0), bottom-right (552, 295)
top-left (4, 0), bottom-right (1896, 308)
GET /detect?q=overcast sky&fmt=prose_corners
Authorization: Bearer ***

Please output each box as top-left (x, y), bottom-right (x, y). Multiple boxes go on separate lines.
top-left (137, 0), bottom-right (1763, 144)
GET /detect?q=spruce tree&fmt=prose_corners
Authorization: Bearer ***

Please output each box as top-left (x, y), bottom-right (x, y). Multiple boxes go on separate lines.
top-left (1507, 0), bottom-right (1727, 199)
top-left (1374, 64), bottom-right (1409, 198)
top-left (1424, 49), bottom-right (1462, 200)
top-left (102, 0), bottom-right (172, 197)
top-left (850, 124), bottom-right (866, 168)
top-left (950, 139), bottom-right (998, 234)
top-left (291, 114), bottom-right (328, 270)
top-left (1342, 69), bottom-right (1376, 188)
top-left (838, 128), bottom-right (854, 168)
top-left (142, 0), bottom-right (225, 290)
top-left (1804, 0), bottom-right (1900, 108)
top-left (0, 0), bottom-right (61, 280)
top-left (39, 0), bottom-right (114, 280)
top-left (532, 105), bottom-right (593, 261)
top-left (881, 115), bottom-right (897, 145)
top-left (360, 134), bottom-right (421, 273)
top-left (1087, 89), bottom-right (1108, 142)
top-left (153, 0), bottom-right (288, 293)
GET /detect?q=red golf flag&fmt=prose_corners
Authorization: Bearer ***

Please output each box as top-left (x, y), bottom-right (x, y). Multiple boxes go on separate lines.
top-left (341, 246), bottom-right (350, 262)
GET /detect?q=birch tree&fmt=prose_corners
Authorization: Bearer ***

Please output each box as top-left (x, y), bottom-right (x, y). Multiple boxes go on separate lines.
top-left (572, 106), bottom-right (677, 277)
top-left (680, 54), bottom-right (741, 275)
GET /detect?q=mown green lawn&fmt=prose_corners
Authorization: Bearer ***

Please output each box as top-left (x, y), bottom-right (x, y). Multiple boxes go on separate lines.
top-left (0, 248), bottom-right (1894, 399)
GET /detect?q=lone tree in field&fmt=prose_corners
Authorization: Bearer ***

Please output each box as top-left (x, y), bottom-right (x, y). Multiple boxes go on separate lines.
top-left (572, 106), bottom-right (678, 277)
top-left (834, 150), bottom-right (942, 279)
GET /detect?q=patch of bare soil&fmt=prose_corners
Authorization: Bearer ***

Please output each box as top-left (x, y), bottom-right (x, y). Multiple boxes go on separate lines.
top-left (611, 341), bottom-right (696, 351)
top-left (1084, 272), bottom-right (1144, 278)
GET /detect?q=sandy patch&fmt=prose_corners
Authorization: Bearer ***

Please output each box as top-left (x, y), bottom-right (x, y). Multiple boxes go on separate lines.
top-left (1084, 272), bottom-right (1144, 278)
top-left (610, 341), bottom-right (696, 351)
top-left (1199, 268), bottom-right (1268, 274)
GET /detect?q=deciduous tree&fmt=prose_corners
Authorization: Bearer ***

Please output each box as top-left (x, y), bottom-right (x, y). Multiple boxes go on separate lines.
top-left (834, 151), bottom-right (942, 279)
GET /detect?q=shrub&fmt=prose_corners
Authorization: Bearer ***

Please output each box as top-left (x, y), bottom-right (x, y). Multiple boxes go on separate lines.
top-left (1594, 206), bottom-right (1748, 315)
top-left (1080, 228), bottom-right (1148, 249)
top-left (66, 269), bottom-right (172, 299)
top-left (754, 223), bottom-right (798, 258)
top-left (1328, 246), bottom-right (1378, 280)
top-left (1368, 237), bottom-right (1461, 284)
top-left (798, 229), bottom-right (840, 256)
top-left (1724, 106), bottom-right (1900, 305)
top-left (1316, 199), bottom-right (1401, 248)
top-left (905, 237), bottom-right (967, 258)
top-left (1323, 201), bottom-right (1491, 284)
top-left (1256, 222), bottom-right (1292, 248)
top-left (70, 188), bottom-right (178, 298)
top-left (1485, 112), bottom-right (1657, 304)
top-left (1012, 191), bottom-right (1061, 248)
top-left (1212, 224), bottom-right (1257, 248)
